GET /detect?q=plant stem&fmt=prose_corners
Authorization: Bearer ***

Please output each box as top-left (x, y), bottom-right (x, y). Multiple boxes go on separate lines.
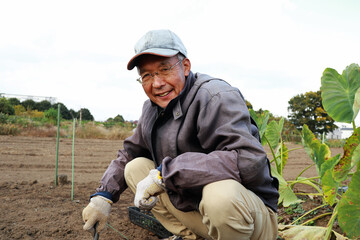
top-left (280, 140), bottom-right (284, 177)
top-left (288, 178), bottom-right (323, 196)
top-left (295, 163), bottom-right (316, 180)
top-left (352, 120), bottom-right (356, 131)
top-left (301, 212), bottom-right (332, 226)
top-left (287, 147), bottom-right (303, 152)
top-left (324, 204), bottom-right (338, 240)
top-left (264, 135), bottom-right (278, 171)
top-left (291, 203), bottom-right (328, 225)
top-left (288, 176), bottom-right (320, 184)
top-left (294, 193), bottom-right (323, 196)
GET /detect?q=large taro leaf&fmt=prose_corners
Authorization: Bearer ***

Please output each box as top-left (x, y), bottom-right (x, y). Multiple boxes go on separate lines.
top-left (275, 142), bottom-right (288, 175)
top-left (301, 124), bottom-right (331, 176)
top-left (248, 109), bottom-right (269, 145)
top-left (278, 224), bottom-right (350, 240)
top-left (337, 167), bottom-right (360, 240)
top-left (271, 166), bottom-right (302, 207)
top-left (321, 63), bottom-right (360, 123)
top-left (320, 154), bottom-right (341, 206)
top-left (265, 118), bottom-right (284, 151)
top-left (333, 127), bottom-right (360, 182)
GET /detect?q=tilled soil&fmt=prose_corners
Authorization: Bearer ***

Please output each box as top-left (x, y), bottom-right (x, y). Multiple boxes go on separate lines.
top-left (0, 135), bottom-right (343, 239)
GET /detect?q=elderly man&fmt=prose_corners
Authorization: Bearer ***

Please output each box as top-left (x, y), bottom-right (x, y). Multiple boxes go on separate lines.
top-left (82, 29), bottom-right (279, 240)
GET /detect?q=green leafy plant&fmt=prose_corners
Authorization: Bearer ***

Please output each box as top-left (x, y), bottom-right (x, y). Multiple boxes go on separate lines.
top-left (44, 108), bottom-right (59, 124)
top-left (250, 109), bottom-right (304, 207)
top-left (0, 98), bottom-right (15, 115)
top-left (321, 63), bottom-right (360, 127)
top-left (280, 63), bottom-right (360, 240)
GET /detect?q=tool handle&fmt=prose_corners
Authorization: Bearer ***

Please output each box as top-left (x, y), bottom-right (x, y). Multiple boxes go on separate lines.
top-left (93, 222), bottom-right (99, 240)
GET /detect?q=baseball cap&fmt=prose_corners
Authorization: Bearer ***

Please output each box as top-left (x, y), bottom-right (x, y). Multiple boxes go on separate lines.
top-left (127, 29), bottom-right (187, 70)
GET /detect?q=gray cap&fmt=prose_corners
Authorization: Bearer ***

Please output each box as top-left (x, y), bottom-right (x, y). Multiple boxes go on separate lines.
top-left (127, 29), bottom-right (187, 70)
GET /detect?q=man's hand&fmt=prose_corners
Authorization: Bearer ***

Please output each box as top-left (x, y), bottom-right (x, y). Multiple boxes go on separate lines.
top-left (82, 196), bottom-right (112, 233)
top-left (134, 169), bottom-right (165, 210)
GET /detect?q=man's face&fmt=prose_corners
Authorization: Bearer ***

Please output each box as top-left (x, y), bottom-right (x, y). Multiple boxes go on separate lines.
top-left (137, 55), bottom-right (191, 108)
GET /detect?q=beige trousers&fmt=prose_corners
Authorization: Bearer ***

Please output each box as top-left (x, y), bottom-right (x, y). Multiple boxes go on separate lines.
top-left (124, 157), bottom-right (278, 240)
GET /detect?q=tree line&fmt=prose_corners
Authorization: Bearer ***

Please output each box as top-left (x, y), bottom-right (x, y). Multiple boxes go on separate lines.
top-left (0, 98), bottom-right (94, 121)
top-left (1, 90), bottom-right (336, 136)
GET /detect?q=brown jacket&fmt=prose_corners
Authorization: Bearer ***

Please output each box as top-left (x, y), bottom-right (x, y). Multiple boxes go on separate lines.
top-left (97, 72), bottom-right (279, 212)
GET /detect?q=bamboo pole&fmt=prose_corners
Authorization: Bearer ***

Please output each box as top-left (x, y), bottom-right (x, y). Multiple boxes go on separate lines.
top-left (55, 104), bottom-right (60, 186)
top-left (71, 118), bottom-right (75, 200)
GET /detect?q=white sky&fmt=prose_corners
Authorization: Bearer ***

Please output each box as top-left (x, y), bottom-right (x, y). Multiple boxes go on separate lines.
top-left (1, 0), bottom-right (359, 122)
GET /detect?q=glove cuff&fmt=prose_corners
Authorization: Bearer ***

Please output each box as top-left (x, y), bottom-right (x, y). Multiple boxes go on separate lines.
top-left (90, 191), bottom-right (113, 202)
top-left (149, 169), bottom-right (165, 189)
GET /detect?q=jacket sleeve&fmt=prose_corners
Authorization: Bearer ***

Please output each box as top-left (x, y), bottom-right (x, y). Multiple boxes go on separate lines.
top-left (96, 110), bottom-right (152, 203)
top-left (162, 85), bottom-right (269, 196)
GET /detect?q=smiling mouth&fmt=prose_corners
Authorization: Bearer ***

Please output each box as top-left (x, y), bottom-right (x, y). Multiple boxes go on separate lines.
top-left (157, 91), bottom-right (172, 97)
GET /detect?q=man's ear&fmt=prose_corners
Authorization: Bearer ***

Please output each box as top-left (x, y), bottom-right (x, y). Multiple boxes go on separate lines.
top-left (182, 58), bottom-right (191, 77)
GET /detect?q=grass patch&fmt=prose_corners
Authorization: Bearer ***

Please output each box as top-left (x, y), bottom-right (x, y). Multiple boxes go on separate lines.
top-left (0, 113), bottom-right (134, 140)
top-left (324, 139), bottom-right (345, 148)
top-left (0, 123), bottom-right (19, 135)
top-left (75, 122), bottom-right (134, 140)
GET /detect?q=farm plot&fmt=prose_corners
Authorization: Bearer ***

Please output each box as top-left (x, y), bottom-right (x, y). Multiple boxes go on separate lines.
top-left (0, 135), bottom-right (343, 239)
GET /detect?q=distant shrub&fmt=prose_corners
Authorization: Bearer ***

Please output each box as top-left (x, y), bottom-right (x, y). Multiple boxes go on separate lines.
top-left (14, 105), bottom-right (26, 116)
top-left (44, 108), bottom-right (58, 124)
top-left (21, 126), bottom-right (59, 137)
top-left (107, 126), bottom-right (134, 140)
top-left (75, 122), bottom-right (106, 139)
top-left (0, 113), bottom-right (133, 139)
top-left (28, 109), bottom-right (44, 118)
top-left (0, 113), bottom-right (8, 124)
top-left (75, 122), bottom-right (133, 140)
top-left (0, 123), bottom-right (19, 135)
top-left (0, 98), bottom-right (15, 115)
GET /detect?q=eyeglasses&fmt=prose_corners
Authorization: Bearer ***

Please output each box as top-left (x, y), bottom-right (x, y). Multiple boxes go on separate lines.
top-left (136, 59), bottom-right (183, 85)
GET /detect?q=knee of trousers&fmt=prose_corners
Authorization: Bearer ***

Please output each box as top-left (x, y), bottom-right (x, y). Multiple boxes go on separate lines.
top-left (200, 181), bottom-right (255, 229)
top-left (124, 157), bottom-right (154, 190)
top-left (201, 191), bottom-right (244, 223)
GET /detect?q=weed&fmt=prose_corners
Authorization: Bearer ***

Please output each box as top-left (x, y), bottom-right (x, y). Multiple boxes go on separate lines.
top-left (0, 124), bottom-right (19, 135)
top-left (284, 203), bottom-right (305, 215)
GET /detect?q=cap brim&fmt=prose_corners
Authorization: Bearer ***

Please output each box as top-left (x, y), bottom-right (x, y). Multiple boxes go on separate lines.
top-left (127, 48), bottom-right (179, 70)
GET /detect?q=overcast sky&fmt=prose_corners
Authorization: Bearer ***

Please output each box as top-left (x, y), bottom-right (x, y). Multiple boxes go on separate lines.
top-left (1, 0), bottom-right (359, 123)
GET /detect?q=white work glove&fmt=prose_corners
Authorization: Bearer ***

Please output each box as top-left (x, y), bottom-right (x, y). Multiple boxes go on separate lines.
top-left (134, 169), bottom-right (165, 210)
top-left (82, 196), bottom-right (113, 233)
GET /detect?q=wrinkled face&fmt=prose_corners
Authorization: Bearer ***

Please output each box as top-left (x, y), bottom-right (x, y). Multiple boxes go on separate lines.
top-left (137, 55), bottom-right (191, 108)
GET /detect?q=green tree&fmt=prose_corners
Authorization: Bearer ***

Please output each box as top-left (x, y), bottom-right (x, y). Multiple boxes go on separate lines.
top-left (52, 103), bottom-right (72, 120)
top-left (78, 108), bottom-right (94, 121)
top-left (113, 114), bottom-right (125, 123)
top-left (44, 108), bottom-right (58, 124)
top-left (21, 99), bottom-right (36, 110)
top-left (69, 109), bottom-right (77, 119)
top-left (0, 98), bottom-right (15, 115)
top-left (8, 98), bottom-right (21, 106)
top-left (35, 100), bottom-right (52, 111)
top-left (288, 90), bottom-right (336, 135)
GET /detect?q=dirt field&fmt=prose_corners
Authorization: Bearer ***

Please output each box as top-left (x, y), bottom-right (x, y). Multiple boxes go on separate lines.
top-left (0, 135), bottom-right (343, 239)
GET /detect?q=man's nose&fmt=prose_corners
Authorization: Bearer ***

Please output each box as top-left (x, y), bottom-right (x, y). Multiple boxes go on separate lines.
top-left (152, 74), bottom-right (165, 87)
